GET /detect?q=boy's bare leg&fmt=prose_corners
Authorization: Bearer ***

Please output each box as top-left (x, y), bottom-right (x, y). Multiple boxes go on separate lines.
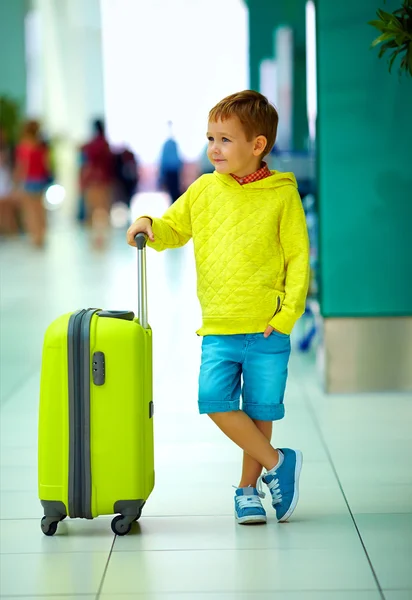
top-left (208, 411), bottom-right (279, 472)
top-left (238, 420), bottom-right (273, 488)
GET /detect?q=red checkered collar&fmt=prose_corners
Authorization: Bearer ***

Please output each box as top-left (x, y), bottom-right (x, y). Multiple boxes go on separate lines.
top-left (230, 162), bottom-right (272, 185)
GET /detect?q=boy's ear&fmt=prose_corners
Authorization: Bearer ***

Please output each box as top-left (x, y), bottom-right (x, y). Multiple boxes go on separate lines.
top-left (253, 135), bottom-right (267, 156)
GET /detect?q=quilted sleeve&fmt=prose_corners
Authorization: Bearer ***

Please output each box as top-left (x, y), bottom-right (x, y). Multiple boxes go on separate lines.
top-left (140, 186), bottom-right (193, 252)
top-left (269, 188), bottom-right (310, 334)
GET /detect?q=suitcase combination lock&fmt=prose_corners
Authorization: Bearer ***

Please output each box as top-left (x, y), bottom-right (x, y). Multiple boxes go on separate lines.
top-left (92, 352), bottom-right (106, 385)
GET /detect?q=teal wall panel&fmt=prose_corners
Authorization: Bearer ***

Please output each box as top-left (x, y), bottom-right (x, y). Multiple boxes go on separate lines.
top-left (317, 0), bottom-right (412, 316)
top-left (0, 0), bottom-right (27, 107)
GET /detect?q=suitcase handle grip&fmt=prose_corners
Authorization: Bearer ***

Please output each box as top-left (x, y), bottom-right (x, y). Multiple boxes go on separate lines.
top-left (135, 233), bottom-right (147, 250)
top-left (134, 234), bottom-right (148, 328)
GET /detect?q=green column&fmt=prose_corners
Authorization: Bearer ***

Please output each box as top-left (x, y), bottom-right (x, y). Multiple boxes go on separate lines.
top-left (317, 0), bottom-right (412, 317)
top-left (0, 0), bottom-right (27, 108)
top-left (317, 0), bottom-right (412, 392)
top-left (247, 0), bottom-right (278, 92)
top-left (246, 0), bottom-right (308, 150)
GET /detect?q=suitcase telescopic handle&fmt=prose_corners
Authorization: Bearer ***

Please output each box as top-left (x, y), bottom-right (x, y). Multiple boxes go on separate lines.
top-left (134, 233), bottom-right (148, 329)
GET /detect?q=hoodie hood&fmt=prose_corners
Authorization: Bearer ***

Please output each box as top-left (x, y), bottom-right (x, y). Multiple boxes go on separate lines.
top-left (214, 170), bottom-right (297, 190)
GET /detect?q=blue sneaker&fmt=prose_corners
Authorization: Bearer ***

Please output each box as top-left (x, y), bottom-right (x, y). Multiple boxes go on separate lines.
top-left (234, 486), bottom-right (267, 525)
top-left (258, 448), bottom-right (303, 522)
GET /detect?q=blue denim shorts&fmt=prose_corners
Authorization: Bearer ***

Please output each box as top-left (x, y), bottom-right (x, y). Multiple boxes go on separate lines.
top-left (23, 179), bottom-right (48, 194)
top-left (198, 333), bottom-right (291, 421)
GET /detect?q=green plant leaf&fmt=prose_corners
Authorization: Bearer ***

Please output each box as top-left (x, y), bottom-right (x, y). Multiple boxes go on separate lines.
top-left (369, 1), bottom-right (412, 76)
top-left (395, 33), bottom-right (407, 45)
top-left (368, 19), bottom-right (388, 31)
top-left (389, 14), bottom-right (403, 28)
top-left (371, 32), bottom-right (396, 47)
top-left (377, 8), bottom-right (396, 22)
top-left (379, 42), bottom-right (401, 58)
top-left (385, 21), bottom-right (403, 33)
top-left (401, 47), bottom-right (412, 74)
top-left (382, 40), bottom-right (399, 49)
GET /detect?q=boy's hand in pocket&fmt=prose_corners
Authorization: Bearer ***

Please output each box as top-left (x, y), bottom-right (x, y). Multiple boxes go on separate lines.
top-left (263, 325), bottom-right (274, 338)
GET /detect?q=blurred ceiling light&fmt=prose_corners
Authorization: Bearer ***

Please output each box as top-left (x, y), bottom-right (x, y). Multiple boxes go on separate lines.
top-left (306, 0), bottom-right (317, 142)
top-left (110, 202), bottom-right (130, 228)
top-left (44, 184), bottom-right (65, 209)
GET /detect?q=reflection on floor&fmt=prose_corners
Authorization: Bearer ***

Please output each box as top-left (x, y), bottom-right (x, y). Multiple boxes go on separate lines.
top-left (0, 193), bottom-right (411, 599)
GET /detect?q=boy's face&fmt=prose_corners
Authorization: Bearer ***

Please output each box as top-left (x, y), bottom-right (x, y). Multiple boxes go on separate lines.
top-left (207, 116), bottom-right (267, 178)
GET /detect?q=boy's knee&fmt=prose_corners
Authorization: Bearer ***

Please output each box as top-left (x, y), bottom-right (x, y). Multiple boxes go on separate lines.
top-left (207, 409), bottom-right (239, 421)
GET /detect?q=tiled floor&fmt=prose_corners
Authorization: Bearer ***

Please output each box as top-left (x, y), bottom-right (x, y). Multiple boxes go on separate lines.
top-left (1, 193), bottom-right (411, 599)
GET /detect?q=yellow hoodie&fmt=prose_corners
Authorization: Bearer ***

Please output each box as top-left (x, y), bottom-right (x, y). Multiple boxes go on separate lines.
top-left (144, 171), bottom-right (309, 336)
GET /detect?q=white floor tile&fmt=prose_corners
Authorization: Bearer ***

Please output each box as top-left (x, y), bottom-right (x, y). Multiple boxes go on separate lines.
top-left (0, 552), bottom-right (108, 595)
top-left (143, 460), bottom-right (345, 519)
top-left (332, 459), bottom-right (412, 487)
top-left (383, 592), bottom-right (412, 599)
top-left (113, 513), bottom-right (364, 553)
top-left (0, 597), bottom-right (95, 600)
top-left (100, 593), bottom-right (382, 600)
top-left (344, 484), bottom-right (412, 514)
top-left (101, 547), bottom-right (376, 594)
top-left (290, 460), bottom-right (349, 519)
top-left (0, 518), bottom-right (115, 554)
top-left (355, 514), bottom-right (412, 589)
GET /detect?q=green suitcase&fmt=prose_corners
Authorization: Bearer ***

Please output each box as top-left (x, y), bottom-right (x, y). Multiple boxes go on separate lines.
top-left (38, 234), bottom-right (154, 536)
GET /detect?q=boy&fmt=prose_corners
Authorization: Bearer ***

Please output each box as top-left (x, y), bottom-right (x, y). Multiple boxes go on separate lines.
top-left (127, 90), bottom-right (309, 525)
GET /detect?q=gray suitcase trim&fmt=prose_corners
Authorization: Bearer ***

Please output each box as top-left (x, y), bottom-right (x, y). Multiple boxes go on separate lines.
top-left (68, 308), bottom-right (99, 519)
top-left (114, 499), bottom-right (146, 517)
top-left (68, 309), bottom-right (85, 518)
top-left (81, 309), bottom-right (98, 519)
top-left (41, 500), bottom-right (66, 518)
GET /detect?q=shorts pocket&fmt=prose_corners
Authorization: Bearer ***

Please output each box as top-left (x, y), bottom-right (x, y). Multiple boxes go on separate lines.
top-left (271, 329), bottom-right (290, 338)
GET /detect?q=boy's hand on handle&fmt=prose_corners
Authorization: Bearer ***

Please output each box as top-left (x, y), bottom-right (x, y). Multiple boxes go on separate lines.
top-left (127, 217), bottom-right (155, 246)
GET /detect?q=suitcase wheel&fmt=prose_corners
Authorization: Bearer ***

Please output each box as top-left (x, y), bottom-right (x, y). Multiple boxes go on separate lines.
top-left (41, 516), bottom-right (59, 536)
top-left (111, 515), bottom-right (133, 536)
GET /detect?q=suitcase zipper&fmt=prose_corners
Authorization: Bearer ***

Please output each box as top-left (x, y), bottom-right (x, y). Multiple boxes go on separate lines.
top-left (68, 310), bottom-right (86, 518)
top-left (68, 308), bottom-right (98, 519)
top-left (79, 309), bottom-right (98, 519)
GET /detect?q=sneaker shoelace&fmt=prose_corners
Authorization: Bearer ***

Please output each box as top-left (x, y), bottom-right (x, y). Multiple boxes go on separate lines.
top-left (236, 495), bottom-right (264, 510)
top-left (257, 473), bottom-right (283, 505)
top-left (233, 485), bottom-right (265, 510)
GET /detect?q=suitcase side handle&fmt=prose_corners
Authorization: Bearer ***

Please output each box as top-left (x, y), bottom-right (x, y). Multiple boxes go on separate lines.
top-left (134, 234), bottom-right (148, 329)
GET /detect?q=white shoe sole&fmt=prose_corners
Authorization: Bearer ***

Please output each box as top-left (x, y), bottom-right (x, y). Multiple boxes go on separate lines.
top-left (278, 449), bottom-right (303, 523)
top-left (235, 512), bottom-right (267, 525)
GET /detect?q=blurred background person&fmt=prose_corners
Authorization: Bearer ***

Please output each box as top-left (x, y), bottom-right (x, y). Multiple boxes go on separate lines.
top-left (14, 120), bottom-right (51, 247)
top-left (158, 121), bottom-right (183, 204)
top-left (198, 143), bottom-right (215, 175)
top-left (80, 119), bottom-right (115, 248)
top-left (113, 143), bottom-right (139, 209)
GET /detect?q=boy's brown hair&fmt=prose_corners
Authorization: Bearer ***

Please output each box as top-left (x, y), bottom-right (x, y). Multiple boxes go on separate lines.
top-left (209, 90), bottom-right (278, 157)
